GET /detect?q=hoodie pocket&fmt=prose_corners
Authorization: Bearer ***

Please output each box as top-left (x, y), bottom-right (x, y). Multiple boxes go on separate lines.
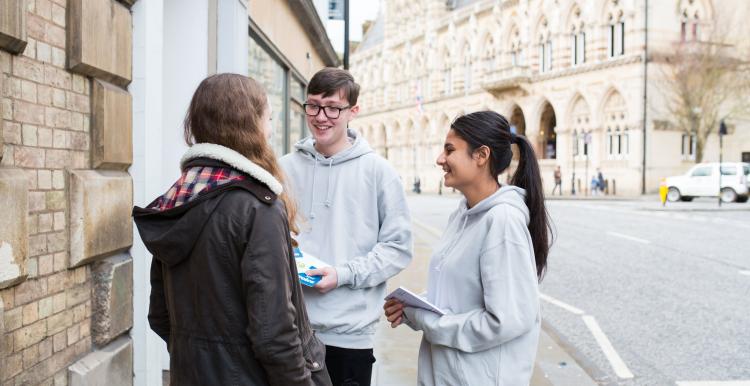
top-left (453, 348), bottom-right (501, 386)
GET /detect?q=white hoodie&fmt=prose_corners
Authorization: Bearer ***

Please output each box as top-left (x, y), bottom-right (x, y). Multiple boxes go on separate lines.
top-left (403, 186), bottom-right (540, 386)
top-left (280, 130), bottom-right (413, 349)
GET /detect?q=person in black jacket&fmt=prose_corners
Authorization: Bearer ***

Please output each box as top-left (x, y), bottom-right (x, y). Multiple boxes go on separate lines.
top-left (133, 73), bottom-right (331, 386)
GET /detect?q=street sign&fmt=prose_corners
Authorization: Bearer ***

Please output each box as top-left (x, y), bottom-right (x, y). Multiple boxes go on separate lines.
top-left (584, 132), bottom-right (592, 144)
top-left (328, 0), bottom-right (344, 20)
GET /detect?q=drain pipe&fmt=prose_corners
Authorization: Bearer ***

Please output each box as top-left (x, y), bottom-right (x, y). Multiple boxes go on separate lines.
top-left (641, 0), bottom-right (649, 194)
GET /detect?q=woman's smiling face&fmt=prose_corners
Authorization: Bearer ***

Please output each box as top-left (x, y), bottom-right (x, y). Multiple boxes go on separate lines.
top-left (436, 129), bottom-right (485, 192)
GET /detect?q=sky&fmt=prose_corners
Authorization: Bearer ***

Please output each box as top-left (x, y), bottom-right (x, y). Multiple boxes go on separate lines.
top-left (312, 0), bottom-right (383, 53)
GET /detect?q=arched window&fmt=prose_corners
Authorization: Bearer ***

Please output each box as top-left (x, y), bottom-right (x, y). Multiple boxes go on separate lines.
top-left (615, 127), bottom-right (622, 155)
top-left (607, 9), bottom-right (625, 58)
top-left (482, 34), bottom-right (495, 74)
top-left (680, 4), bottom-right (702, 42)
top-left (509, 26), bottom-right (523, 67)
top-left (538, 38), bottom-right (552, 73)
top-left (681, 133), bottom-right (696, 160)
top-left (537, 18), bottom-right (552, 73)
top-left (569, 7), bottom-right (586, 66)
top-left (571, 97), bottom-right (591, 161)
top-left (603, 91), bottom-right (629, 159)
top-left (463, 51), bottom-right (472, 93)
top-left (438, 46), bottom-right (452, 96)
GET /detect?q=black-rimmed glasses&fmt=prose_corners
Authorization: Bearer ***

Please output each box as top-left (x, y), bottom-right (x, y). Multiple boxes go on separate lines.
top-left (303, 103), bottom-right (351, 119)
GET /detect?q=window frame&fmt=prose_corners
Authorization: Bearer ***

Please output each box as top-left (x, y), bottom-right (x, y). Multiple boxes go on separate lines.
top-left (249, 18), bottom-right (310, 155)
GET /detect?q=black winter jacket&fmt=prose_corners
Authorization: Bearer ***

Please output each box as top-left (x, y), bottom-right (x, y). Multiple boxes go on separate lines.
top-left (133, 156), bottom-right (330, 386)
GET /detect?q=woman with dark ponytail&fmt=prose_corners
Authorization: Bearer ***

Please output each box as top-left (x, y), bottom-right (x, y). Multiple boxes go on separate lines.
top-left (384, 110), bottom-right (551, 385)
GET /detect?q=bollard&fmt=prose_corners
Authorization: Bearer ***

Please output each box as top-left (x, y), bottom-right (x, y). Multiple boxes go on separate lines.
top-left (612, 179), bottom-right (616, 195)
top-left (659, 178), bottom-right (668, 206)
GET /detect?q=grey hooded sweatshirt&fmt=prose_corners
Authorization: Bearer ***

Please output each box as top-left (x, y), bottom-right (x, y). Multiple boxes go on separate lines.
top-left (280, 130), bottom-right (413, 349)
top-left (403, 186), bottom-right (540, 386)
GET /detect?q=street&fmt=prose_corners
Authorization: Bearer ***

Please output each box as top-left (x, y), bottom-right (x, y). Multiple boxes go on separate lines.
top-left (376, 194), bottom-right (750, 386)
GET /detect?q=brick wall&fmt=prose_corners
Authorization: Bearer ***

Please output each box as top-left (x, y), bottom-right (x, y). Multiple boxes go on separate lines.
top-left (1, 0), bottom-right (135, 385)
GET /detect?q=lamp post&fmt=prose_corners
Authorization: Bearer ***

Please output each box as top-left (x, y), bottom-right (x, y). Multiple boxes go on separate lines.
top-left (571, 133), bottom-right (576, 195)
top-left (343, 0), bottom-right (349, 69)
top-left (718, 119), bottom-right (727, 206)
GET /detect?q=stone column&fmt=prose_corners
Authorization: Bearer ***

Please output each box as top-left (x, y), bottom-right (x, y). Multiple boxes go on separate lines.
top-left (65, 0), bottom-right (137, 384)
top-left (0, 0), bottom-right (27, 54)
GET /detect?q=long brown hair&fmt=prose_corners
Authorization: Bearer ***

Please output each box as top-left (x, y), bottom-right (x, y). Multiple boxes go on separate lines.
top-left (183, 73), bottom-right (298, 234)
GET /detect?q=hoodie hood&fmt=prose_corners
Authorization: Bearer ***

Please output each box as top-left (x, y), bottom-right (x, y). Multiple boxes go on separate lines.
top-left (463, 185), bottom-right (529, 224)
top-left (289, 129), bottom-right (373, 219)
top-left (436, 185), bottom-right (529, 266)
top-left (133, 143), bottom-right (280, 267)
top-left (293, 129), bottom-right (373, 165)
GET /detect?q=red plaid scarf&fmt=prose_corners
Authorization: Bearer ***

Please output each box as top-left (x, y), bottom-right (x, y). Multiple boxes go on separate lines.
top-left (149, 166), bottom-right (247, 210)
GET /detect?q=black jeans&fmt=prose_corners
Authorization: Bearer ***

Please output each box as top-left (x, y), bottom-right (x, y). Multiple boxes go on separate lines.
top-left (324, 345), bottom-right (376, 386)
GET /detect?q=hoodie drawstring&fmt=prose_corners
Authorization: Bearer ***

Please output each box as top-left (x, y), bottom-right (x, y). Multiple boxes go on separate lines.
top-left (324, 158), bottom-right (334, 207)
top-left (309, 156), bottom-right (335, 218)
top-left (309, 156), bottom-right (318, 219)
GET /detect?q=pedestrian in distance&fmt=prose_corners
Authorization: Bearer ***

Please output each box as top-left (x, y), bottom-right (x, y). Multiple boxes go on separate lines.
top-left (591, 175), bottom-right (600, 195)
top-left (280, 67), bottom-right (413, 386)
top-left (597, 168), bottom-right (605, 195)
top-left (133, 74), bottom-right (331, 386)
top-left (384, 110), bottom-right (551, 386)
top-left (552, 165), bottom-right (562, 195)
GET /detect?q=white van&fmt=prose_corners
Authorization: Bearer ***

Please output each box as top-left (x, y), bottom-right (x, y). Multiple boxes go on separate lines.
top-left (665, 162), bottom-right (750, 203)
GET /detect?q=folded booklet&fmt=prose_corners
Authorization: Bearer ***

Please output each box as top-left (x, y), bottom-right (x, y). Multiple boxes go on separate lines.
top-left (293, 247), bottom-right (330, 287)
top-left (385, 286), bottom-right (445, 316)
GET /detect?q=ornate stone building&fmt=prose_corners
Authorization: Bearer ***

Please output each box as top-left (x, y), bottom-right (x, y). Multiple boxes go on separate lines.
top-left (350, 0), bottom-right (750, 195)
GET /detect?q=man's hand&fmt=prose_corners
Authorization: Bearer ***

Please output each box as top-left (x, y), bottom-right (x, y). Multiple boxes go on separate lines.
top-left (306, 266), bottom-right (338, 293)
top-left (383, 299), bottom-right (405, 328)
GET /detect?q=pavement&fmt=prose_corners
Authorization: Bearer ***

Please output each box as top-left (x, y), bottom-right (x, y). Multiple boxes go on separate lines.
top-left (546, 192), bottom-right (750, 211)
top-left (371, 217), bottom-right (599, 386)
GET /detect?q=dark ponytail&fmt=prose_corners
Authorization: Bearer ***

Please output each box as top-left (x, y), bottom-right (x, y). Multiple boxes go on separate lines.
top-left (510, 135), bottom-right (551, 280)
top-left (451, 111), bottom-right (551, 280)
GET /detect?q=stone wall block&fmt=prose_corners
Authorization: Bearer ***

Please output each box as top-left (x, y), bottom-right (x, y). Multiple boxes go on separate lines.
top-left (91, 253), bottom-right (132, 346)
top-left (1, 71), bottom-right (3, 160)
top-left (0, 168), bottom-right (29, 289)
top-left (68, 170), bottom-right (132, 267)
top-left (67, 0), bottom-right (132, 86)
top-left (68, 336), bottom-right (133, 386)
top-left (91, 80), bottom-right (132, 170)
top-left (0, 0), bottom-right (27, 54)
top-left (1, 300), bottom-right (5, 379)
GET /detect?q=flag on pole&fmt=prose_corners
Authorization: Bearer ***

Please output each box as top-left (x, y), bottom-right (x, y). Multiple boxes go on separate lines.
top-left (328, 0), bottom-right (344, 20)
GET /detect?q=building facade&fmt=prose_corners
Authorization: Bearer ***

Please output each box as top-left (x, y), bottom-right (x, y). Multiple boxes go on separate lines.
top-left (1, 0), bottom-right (336, 385)
top-left (350, 0), bottom-right (750, 195)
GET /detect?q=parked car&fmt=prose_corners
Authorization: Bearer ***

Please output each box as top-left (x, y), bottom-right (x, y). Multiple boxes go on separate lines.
top-left (665, 162), bottom-right (750, 203)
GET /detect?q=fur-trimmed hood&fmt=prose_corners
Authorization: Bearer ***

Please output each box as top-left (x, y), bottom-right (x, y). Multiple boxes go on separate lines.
top-left (180, 143), bottom-right (283, 195)
top-left (133, 143), bottom-right (286, 267)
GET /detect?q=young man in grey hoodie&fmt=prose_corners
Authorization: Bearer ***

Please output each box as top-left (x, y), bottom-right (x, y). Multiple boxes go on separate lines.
top-left (280, 67), bottom-right (413, 386)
